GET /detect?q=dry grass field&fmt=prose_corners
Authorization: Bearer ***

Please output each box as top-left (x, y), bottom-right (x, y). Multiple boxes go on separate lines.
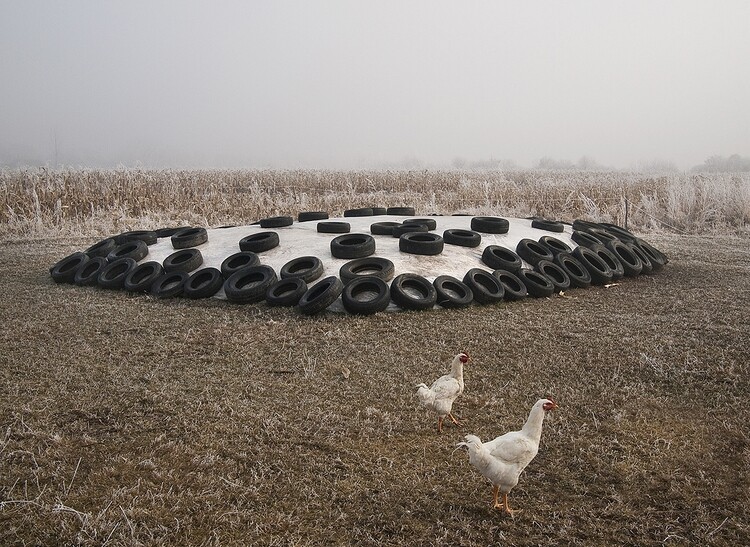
top-left (1, 169), bottom-right (749, 545)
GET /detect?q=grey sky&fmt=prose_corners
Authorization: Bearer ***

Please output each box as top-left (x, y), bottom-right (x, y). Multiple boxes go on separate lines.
top-left (1, 0), bottom-right (748, 169)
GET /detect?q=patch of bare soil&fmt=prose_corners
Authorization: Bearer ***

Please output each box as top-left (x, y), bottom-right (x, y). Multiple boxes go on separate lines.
top-left (1, 233), bottom-right (749, 545)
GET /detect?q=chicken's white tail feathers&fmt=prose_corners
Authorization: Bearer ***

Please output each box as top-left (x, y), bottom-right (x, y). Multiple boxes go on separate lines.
top-left (416, 384), bottom-right (434, 406)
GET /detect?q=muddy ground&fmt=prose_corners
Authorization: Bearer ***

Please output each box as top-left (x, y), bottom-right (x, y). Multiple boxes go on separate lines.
top-left (1, 233), bottom-right (748, 546)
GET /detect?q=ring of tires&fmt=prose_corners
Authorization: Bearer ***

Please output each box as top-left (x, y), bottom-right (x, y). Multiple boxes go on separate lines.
top-left (538, 235), bottom-right (571, 256)
top-left (404, 218), bottom-right (437, 230)
top-left (443, 229), bottom-right (481, 248)
top-left (98, 257), bottom-right (137, 289)
top-left (535, 260), bottom-right (571, 292)
top-left (590, 244), bottom-right (625, 280)
top-left (386, 206), bottom-right (415, 215)
top-left (517, 268), bottom-right (555, 298)
top-left (84, 238), bottom-right (116, 258)
top-left (339, 257), bottom-right (395, 284)
top-left (370, 221), bottom-right (401, 235)
top-left (471, 216), bottom-right (509, 234)
top-left (260, 216), bottom-right (294, 228)
top-left (433, 275), bottom-right (474, 309)
top-left (392, 223), bottom-right (429, 238)
top-left (341, 276), bottom-right (391, 315)
top-left (183, 268), bottom-right (224, 299)
top-left (119, 230), bottom-right (158, 245)
top-left (587, 228), bottom-right (620, 244)
top-left (572, 246), bottom-right (613, 285)
top-left (151, 271), bottom-right (189, 298)
top-left (298, 211), bottom-right (329, 222)
top-left (481, 245), bottom-right (523, 273)
top-left (163, 248), bottom-right (203, 273)
top-left (317, 221), bottom-right (351, 234)
top-left (107, 240), bottom-right (149, 263)
top-left (462, 268), bottom-right (505, 304)
top-left (330, 234), bottom-right (376, 259)
top-left (605, 240), bottom-right (643, 277)
top-left (298, 276), bottom-right (344, 315)
top-left (626, 243), bottom-right (653, 274)
top-left (155, 227), bottom-right (188, 238)
top-left (516, 238), bottom-right (554, 266)
top-left (390, 273), bottom-right (437, 311)
top-left (73, 257), bottom-right (107, 286)
top-left (124, 261), bottom-right (165, 292)
top-left (399, 232), bottom-right (444, 256)
top-left (492, 269), bottom-right (528, 301)
top-left (171, 227), bottom-right (208, 249)
top-left (280, 256), bottom-right (324, 283)
top-left (266, 277), bottom-right (308, 307)
top-left (220, 251), bottom-right (260, 277)
top-left (51, 252), bottom-right (90, 283)
top-left (531, 219), bottom-right (564, 233)
top-left (553, 252), bottom-right (592, 288)
top-left (240, 232), bottom-right (280, 252)
top-left (571, 230), bottom-right (604, 248)
top-left (224, 265), bottom-right (277, 303)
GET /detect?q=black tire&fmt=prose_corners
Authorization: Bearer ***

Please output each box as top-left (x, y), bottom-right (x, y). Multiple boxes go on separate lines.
top-left (590, 244), bottom-right (625, 280)
top-left (392, 223), bottom-right (429, 238)
top-left (371, 207), bottom-right (387, 215)
top-left (433, 275), bottom-right (474, 309)
top-left (598, 222), bottom-right (637, 243)
top-left (330, 234), bottom-right (375, 259)
top-left (341, 276), bottom-right (391, 315)
top-left (627, 242), bottom-right (653, 274)
top-left (98, 257), bottom-right (137, 289)
top-left (220, 251), bottom-right (260, 277)
top-left (84, 238), bottom-right (116, 258)
top-left (462, 268), bottom-right (505, 304)
top-left (183, 268), bottom-right (224, 299)
top-left (390, 273), bottom-right (437, 311)
top-left (298, 276), bottom-right (344, 315)
top-left (634, 238), bottom-right (667, 270)
top-left (516, 238), bottom-right (554, 266)
top-left (588, 228), bottom-right (620, 244)
top-left (571, 230), bottom-right (604, 248)
top-left (531, 219), bottom-right (564, 233)
top-left (163, 248), bottom-right (203, 273)
top-left (443, 229), bottom-right (481, 248)
top-left (107, 240), bottom-right (148, 263)
top-left (535, 260), bottom-right (571, 292)
top-left (492, 269), bottom-right (528, 301)
top-left (370, 221), bottom-right (401, 235)
top-left (266, 277), bottom-right (308, 307)
top-left (605, 240), bottom-right (643, 277)
top-left (155, 227), bottom-right (188, 238)
top-left (386, 206), bottom-right (415, 216)
top-left (260, 216), bottom-right (294, 228)
top-left (74, 257), bottom-right (107, 286)
top-left (240, 232), bottom-right (279, 252)
top-left (317, 221), bottom-right (351, 234)
top-left (553, 252), bottom-right (592, 289)
top-left (344, 208), bottom-right (374, 217)
top-left (123, 261), bottom-right (165, 292)
top-left (572, 246), bottom-right (613, 285)
top-left (298, 211), bottom-right (329, 222)
top-left (280, 256), bottom-right (324, 283)
top-left (572, 219), bottom-right (603, 233)
top-left (399, 232), bottom-right (444, 256)
top-left (171, 227), bottom-right (208, 249)
top-left (403, 218), bottom-right (437, 230)
top-left (481, 245), bottom-right (523, 273)
top-left (538, 235), bottom-right (571, 256)
top-left (151, 271), bottom-right (189, 298)
top-left (51, 252), bottom-right (89, 283)
top-left (224, 265), bottom-right (277, 303)
top-left (119, 230), bottom-right (158, 245)
top-left (517, 268), bottom-right (555, 298)
top-left (471, 216), bottom-right (509, 234)
top-left (339, 257), bottom-right (395, 283)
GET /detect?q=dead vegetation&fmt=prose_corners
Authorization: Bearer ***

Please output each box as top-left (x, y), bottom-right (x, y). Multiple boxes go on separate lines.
top-left (1, 230), bottom-right (749, 545)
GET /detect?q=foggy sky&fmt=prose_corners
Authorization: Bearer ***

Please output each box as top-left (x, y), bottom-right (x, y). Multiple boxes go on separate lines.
top-left (1, 1), bottom-right (748, 170)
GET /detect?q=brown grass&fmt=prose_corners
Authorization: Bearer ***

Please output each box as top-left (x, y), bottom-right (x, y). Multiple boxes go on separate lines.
top-left (2, 229), bottom-right (749, 545)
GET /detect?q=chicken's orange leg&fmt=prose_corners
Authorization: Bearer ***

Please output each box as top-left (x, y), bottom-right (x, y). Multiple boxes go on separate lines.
top-left (502, 493), bottom-right (521, 516)
top-left (437, 416), bottom-right (443, 433)
top-left (492, 486), bottom-right (503, 510)
top-left (448, 412), bottom-right (461, 426)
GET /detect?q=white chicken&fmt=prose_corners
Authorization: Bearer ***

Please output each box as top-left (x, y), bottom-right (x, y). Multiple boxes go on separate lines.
top-left (457, 398), bottom-right (557, 515)
top-left (416, 352), bottom-right (470, 433)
